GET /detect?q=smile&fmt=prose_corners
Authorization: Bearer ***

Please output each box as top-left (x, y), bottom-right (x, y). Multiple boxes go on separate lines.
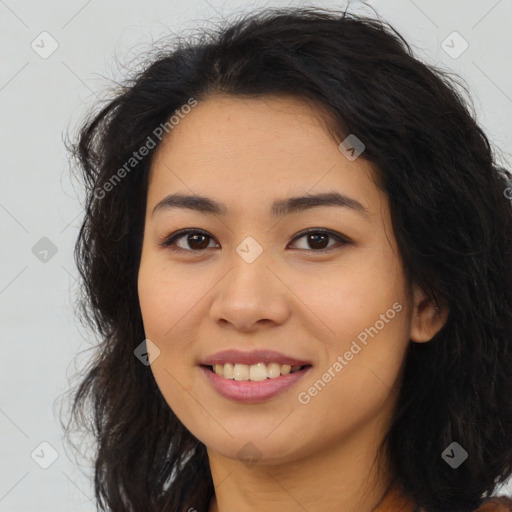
top-left (209, 362), bottom-right (307, 381)
top-left (200, 364), bottom-right (313, 403)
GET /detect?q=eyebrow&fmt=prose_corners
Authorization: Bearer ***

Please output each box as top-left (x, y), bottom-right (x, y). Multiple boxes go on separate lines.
top-left (151, 191), bottom-right (371, 219)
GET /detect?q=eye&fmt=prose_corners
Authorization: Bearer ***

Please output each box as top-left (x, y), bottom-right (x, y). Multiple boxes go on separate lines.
top-left (160, 229), bottom-right (218, 253)
top-left (159, 228), bottom-right (350, 254)
top-left (289, 228), bottom-right (350, 251)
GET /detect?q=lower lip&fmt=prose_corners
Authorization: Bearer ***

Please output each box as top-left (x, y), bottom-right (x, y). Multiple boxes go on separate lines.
top-left (199, 365), bottom-right (312, 403)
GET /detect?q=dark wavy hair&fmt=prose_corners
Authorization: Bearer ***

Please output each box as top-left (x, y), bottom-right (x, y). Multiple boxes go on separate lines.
top-left (60, 5), bottom-right (512, 512)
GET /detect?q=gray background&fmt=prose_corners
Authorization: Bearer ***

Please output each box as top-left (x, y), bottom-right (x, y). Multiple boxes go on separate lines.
top-left (1, 0), bottom-right (511, 510)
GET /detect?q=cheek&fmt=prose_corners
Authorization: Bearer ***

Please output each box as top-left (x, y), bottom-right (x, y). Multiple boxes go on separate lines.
top-left (137, 255), bottom-right (203, 339)
top-left (137, 268), bottom-right (166, 339)
top-left (290, 250), bottom-right (408, 348)
top-left (137, 261), bottom-right (200, 421)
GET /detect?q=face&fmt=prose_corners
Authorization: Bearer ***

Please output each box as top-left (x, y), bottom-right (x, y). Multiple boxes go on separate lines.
top-left (137, 94), bottom-right (446, 467)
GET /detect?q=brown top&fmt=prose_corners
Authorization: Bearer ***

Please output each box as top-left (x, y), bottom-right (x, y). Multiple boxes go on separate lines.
top-left (373, 483), bottom-right (416, 511)
top-left (374, 483), bottom-right (512, 512)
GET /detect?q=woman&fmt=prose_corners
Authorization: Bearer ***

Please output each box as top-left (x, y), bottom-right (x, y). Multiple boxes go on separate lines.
top-left (62, 6), bottom-right (512, 511)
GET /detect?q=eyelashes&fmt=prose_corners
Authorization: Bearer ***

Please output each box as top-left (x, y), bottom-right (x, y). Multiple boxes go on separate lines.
top-left (159, 228), bottom-right (351, 255)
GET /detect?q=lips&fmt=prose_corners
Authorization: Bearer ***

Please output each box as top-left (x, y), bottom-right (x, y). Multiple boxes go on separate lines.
top-left (200, 349), bottom-right (313, 367)
top-left (200, 364), bottom-right (313, 403)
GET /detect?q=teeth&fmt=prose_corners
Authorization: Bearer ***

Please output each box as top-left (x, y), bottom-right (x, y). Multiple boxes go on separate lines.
top-left (211, 363), bottom-right (303, 381)
top-left (249, 362), bottom-right (267, 381)
top-left (267, 362), bottom-right (282, 379)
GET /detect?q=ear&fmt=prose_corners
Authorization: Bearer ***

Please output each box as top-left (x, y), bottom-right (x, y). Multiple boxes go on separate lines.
top-left (410, 285), bottom-right (449, 343)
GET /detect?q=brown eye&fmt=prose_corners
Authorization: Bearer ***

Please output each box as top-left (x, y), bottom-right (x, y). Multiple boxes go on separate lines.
top-left (302, 232), bottom-right (330, 250)
top-left (160, 228), bottom-right (349, 254)
top-left (161, 230), bottom-right (216, 252)
top-left (288, 229), bottom-right (349, 252)
top-left (182, 233), bottom-right (211, 250)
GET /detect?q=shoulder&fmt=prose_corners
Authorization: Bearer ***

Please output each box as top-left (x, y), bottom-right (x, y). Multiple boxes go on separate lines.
top-left (473, 496), bottom-right (512, 511)
top-left (376, 481), bottom-right (512, 512)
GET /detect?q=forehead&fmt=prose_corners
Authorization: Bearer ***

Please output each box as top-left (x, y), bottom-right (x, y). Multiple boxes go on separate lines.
top-left (147, 94), bottom-right (383, 219)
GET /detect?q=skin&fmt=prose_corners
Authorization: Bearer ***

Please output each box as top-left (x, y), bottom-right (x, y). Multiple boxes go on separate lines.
top-left (137, 94), bottom-right (449, 512)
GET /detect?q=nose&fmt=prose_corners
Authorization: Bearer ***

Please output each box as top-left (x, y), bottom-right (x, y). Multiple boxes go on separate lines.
top-left (209, 243), bottom-right (290, 332)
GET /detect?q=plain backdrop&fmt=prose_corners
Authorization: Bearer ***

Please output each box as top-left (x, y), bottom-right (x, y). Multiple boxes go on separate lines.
top-left (1, 0), bottom-right (511, 510)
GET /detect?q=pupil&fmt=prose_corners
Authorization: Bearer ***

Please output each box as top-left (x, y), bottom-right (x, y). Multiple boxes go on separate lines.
top-left (309, 233), bottom-right (328, 249)
top-left (190, 234), bottom-right (208, 249)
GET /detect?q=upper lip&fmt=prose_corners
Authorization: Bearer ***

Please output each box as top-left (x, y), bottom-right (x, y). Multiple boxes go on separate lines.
top-left (200, 349), bottom-right (312, 367)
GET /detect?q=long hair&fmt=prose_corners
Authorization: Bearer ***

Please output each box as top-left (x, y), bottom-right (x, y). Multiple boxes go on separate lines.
top-left (60, 6), bottom-right (512, 511)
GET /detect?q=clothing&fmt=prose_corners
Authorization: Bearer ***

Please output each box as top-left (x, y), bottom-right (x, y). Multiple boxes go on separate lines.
top-left (374, 483), bottom-right (512, 512)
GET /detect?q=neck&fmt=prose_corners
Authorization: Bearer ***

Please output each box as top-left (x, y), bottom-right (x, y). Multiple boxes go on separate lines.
top-left (207, 417), bottom-right (394, 512)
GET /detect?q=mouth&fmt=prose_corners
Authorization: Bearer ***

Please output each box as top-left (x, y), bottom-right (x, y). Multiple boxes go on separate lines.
top-left (200, 363), bottom-right (312, 381)
top-left (198, 349), bottom-right (313, 402)
top-left (199, 363), bottom-right (313, 403)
